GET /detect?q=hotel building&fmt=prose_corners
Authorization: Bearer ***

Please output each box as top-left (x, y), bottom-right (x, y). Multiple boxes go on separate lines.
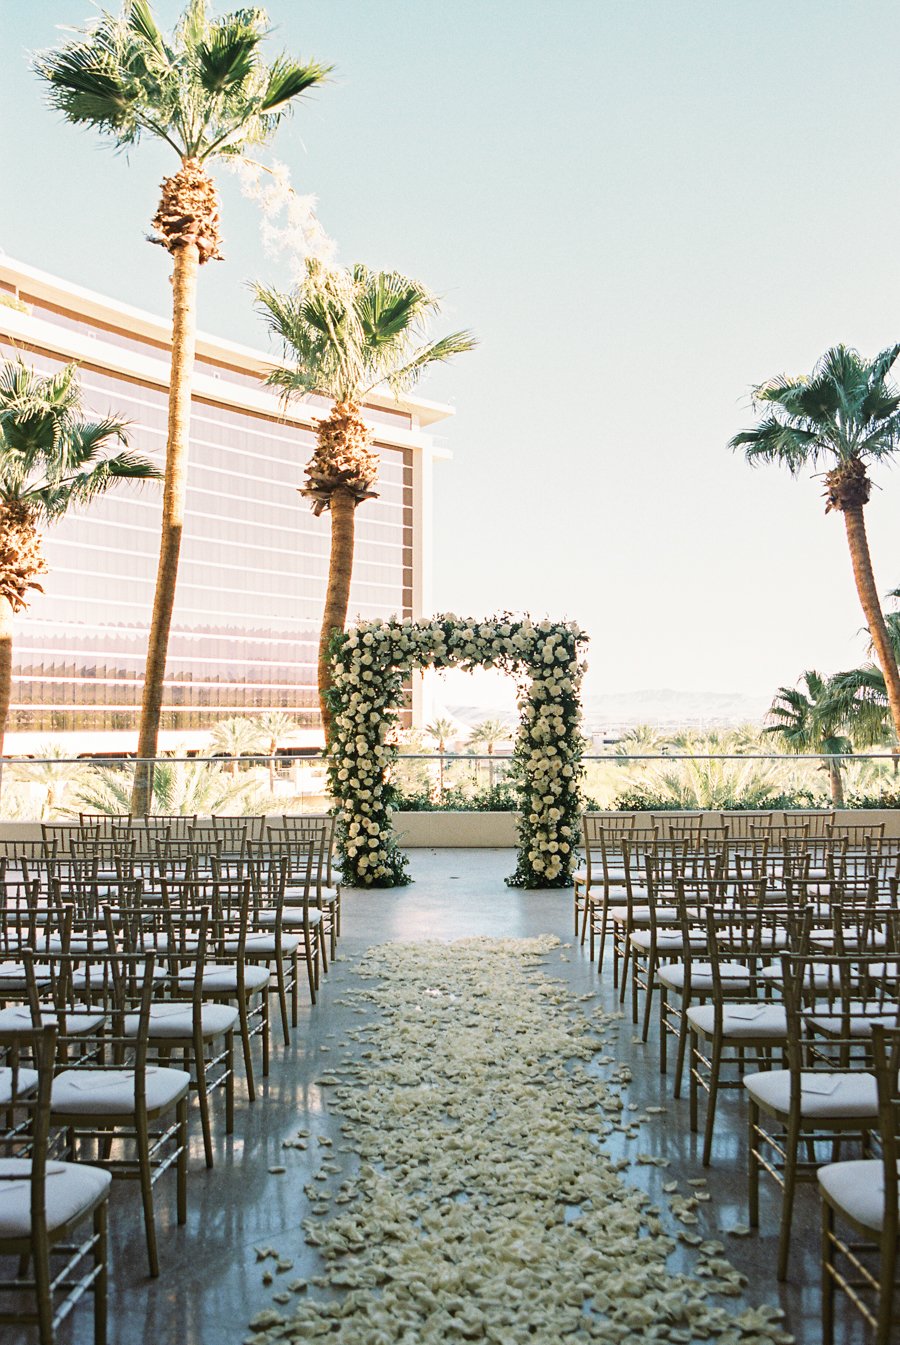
top-left (0, 257), bottom-right (451, 754)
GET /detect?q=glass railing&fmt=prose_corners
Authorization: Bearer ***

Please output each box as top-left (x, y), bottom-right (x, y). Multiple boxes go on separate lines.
top-left (0, 750), bottom-right (898, 820)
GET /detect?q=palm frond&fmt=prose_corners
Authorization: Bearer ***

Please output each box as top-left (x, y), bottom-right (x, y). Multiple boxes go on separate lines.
top-left (259, 56), bottom-right (332, 112)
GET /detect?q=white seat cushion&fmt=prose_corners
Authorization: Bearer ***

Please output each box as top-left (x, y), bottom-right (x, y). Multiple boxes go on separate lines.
top-left (0, 961), bottom-right (52, 990)
top-left (809, 1005), bottom-right (899, 1038)
top-left (687, 1003), bottom-right (788, 1039)
top-left (225, 932), bottom-right (301, 956)
top-left (0, 1006), bottom-right (104, 1036)
top-left (744, 1069), bottom-right (879, 1119)
top-left (258, 909), bottom-right (322, 929)
top-left (630, 929), bottom-right (705, 951)
top-left (818, 1159), bottom-right (892, 1231)
top-left (812, 928), bottom-right (887, 950)
top-left (177, 964), bottom-right (270, 993)
top-left (51, 1066), bottom-right (190, 1116)
top-left (0, 1066), bottom-right (39, 1105)
top-left (612, 907), bottom-right (677, 927)
top-left (761, 963), bottom-right (845, 990)
top-left (0, 1158), bottom-right (111, 1238)
top-left (123, 1002), bottom-right (239, 1039)
top-left (657, 962), bottom-right (749, 992)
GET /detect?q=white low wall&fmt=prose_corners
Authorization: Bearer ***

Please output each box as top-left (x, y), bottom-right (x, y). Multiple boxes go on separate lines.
top-left (391, 811), bottom-right (520, 848)
top-left (390, 808), bottom-right (900, 848)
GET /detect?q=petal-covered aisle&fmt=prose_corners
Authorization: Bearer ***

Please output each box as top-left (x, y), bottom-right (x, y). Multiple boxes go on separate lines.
top-left (246, 937), bottom-right (792, 1345)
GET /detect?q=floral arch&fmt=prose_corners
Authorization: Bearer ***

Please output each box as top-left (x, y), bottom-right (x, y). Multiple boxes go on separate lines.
top-left (326, 614), bottom-right (589, 888)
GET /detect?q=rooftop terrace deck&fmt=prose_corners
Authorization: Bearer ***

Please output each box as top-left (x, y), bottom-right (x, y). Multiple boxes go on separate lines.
top-left (9, 850), bottom-right (864, 1345)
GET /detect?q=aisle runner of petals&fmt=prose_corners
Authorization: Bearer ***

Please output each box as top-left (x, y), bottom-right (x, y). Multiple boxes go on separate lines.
top-left (247, 938), bottom-right (793, 1344)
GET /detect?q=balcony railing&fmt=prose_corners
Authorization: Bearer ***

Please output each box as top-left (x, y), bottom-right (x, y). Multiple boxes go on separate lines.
top-left (0, 749), bottom-right (897, 821)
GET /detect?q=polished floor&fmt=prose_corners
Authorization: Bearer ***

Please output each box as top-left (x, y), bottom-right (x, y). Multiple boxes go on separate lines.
top-left (6, 850), bottom-right (875, 1343)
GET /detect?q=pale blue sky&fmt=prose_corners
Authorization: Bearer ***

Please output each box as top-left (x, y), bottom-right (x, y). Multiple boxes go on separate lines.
top-left (3, 0), bottom-right (900, 703)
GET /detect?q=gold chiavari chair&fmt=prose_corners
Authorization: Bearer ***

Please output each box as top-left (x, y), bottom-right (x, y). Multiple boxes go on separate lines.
top-left (236, 851), bottom-right (305, 1036)
top-left (746, 939), bottom-right (890, 1280)
top-left (248, 838), bottom-right (323, 1005)
top-left (819, 1023), bottom-right (900, 1345)
top-left (111, 904), bottom-right (237, 1171)
top-left (721, 811), bottom-right (774, 840)
top-left (162, 873), bottom-right (269, 1101)
top-left (688, 901), bottom-right (790, 1167)
top-left (609, 838), bottom-right (689, 1000)
top-left (47, 950), bottom-right (190, 1278)
top-left (270, 816), bottom-right (341, 957)
top-left (656, 874), bottom-right (762, 1097)
top-left (78, 813), bottom-right (133, 840)
top-left (630, 851), bottom-right (723, 1038)
top-left (574, 813), bottom-right (636, 940)
top-left (0, 1023), bottom-right (111, 1345)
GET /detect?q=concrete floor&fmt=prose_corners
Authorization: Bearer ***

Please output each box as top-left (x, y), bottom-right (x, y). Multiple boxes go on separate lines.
top-left (4, 850), bottom-right (874, 1343)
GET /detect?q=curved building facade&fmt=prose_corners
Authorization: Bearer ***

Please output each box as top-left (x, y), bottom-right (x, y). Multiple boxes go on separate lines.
top-left (0, 258), bottom-right (450, 753)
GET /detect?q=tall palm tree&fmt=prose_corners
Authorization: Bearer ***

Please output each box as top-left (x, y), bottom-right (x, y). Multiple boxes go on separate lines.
top-left (468, 718), bottom-right (509, 792)
top-left (255, 708), bottom-right (301, 792)
top-left (730, 344), bottom-right (900, 745)
top-left (209, 715), bottom-right (265, 776)
top-left (35, 0), bottom-right (330, 811)
top-left (425, 715), bottom-right (456, 796)
top-left (764, 670), bottom-right (864, 807)
top-left (256, 262), bottom-right (476, 740)
top-left (0, 358), bottom-right (159, 756)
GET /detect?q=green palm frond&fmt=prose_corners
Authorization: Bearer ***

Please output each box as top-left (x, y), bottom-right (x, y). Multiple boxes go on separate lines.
top-left (0, 357), bottom-right (158, 521)
top-left (256, 261), bottom-right (476, 408)
top-left (731, 342), bottom-right (900, 476)
top-left (34, 1), bottom-right (330, 163)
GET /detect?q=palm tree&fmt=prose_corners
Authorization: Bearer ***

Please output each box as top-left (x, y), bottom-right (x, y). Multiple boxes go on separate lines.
top-left (764, 671), bottom-right (864, 807)
top-left (0, 358), bottom-right (159, 755)
top-left (209, 715), bottom-right (265, 775)
top-left (35, 0), bottom-right (330, 811)
top-left (468, 718), bottom-right (509, 792)
top-left (730, 344), bottom-right (900, 745)
top-left (255, 708), bottom-right (301, 792)
top-left (255, 262), bottom-right (476, 740)
top-left (424, 715), bottom-right (456, 796)
top-left (78, 757), bottom-right (265, 815)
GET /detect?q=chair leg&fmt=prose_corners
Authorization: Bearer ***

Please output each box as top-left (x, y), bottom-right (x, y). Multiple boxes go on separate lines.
top-left (689, 1031), bottom-right (699, 1134)
top-left (702, 1039), bottom-right (723, 1167)
top-left (641, 957), bottom-right (656, 1041)
top-left (821, 1200), bottom-right (835, 1345)
top-left (94, 1199), bottom-right (108, 1345)
top-left (674, 1003), bottom-right (690, 1099)
top-left (195, 1043), bottom-right (214, 1169)
top-left (176, 1097), bottom-right (188, 1226)
top-left (659, 987), bottom-right (668, 1074)
top-left (262, 994), bottom-right (270, 1078)
top-left (225, 1030), bottom-right (235, 1134)
top-left (777, 1117), bottom-right (801, 1280)
top-left (33, 1231), bottom-right (53, 1345)
top-left (135, 1113), bottom-right (159, 1277)
top-left (304, 937), bottom-right (317, 1005)
top-left (291, 948), bottom-right (300, 1024)
top-left (275, 958), bottom-right (290, 1046)
top-left (748, 1101), bottom-right (760, 1228)
top-left (238, 998), bottom-right (256, 1102)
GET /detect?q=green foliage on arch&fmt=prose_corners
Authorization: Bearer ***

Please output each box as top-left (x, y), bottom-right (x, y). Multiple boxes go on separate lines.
top-left (326, 614), bottom-right (589, 888)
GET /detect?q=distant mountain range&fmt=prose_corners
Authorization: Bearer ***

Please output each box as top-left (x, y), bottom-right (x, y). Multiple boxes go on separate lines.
top-left (582, 688), bottom-right (770, 729)
top-left (443, 689), bottom-right (770, 734)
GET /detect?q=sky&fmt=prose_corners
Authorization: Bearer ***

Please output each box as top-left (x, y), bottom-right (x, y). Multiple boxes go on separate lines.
top-left (3, 0), bottom-right (900, 707)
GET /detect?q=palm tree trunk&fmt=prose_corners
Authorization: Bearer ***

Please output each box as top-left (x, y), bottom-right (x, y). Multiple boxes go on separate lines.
top-left (843, 503), bottom-right (900, 744)
top-left (317, 486), bottom-right (356, 744)
top-left (0, 596), bottom-right (14, 759)
top-left (828, 757), bottom-right (845, 808)
top-left (132, 244), bottom-right (199, 813)
top-left (268, 736), bottom-right (276, 794)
